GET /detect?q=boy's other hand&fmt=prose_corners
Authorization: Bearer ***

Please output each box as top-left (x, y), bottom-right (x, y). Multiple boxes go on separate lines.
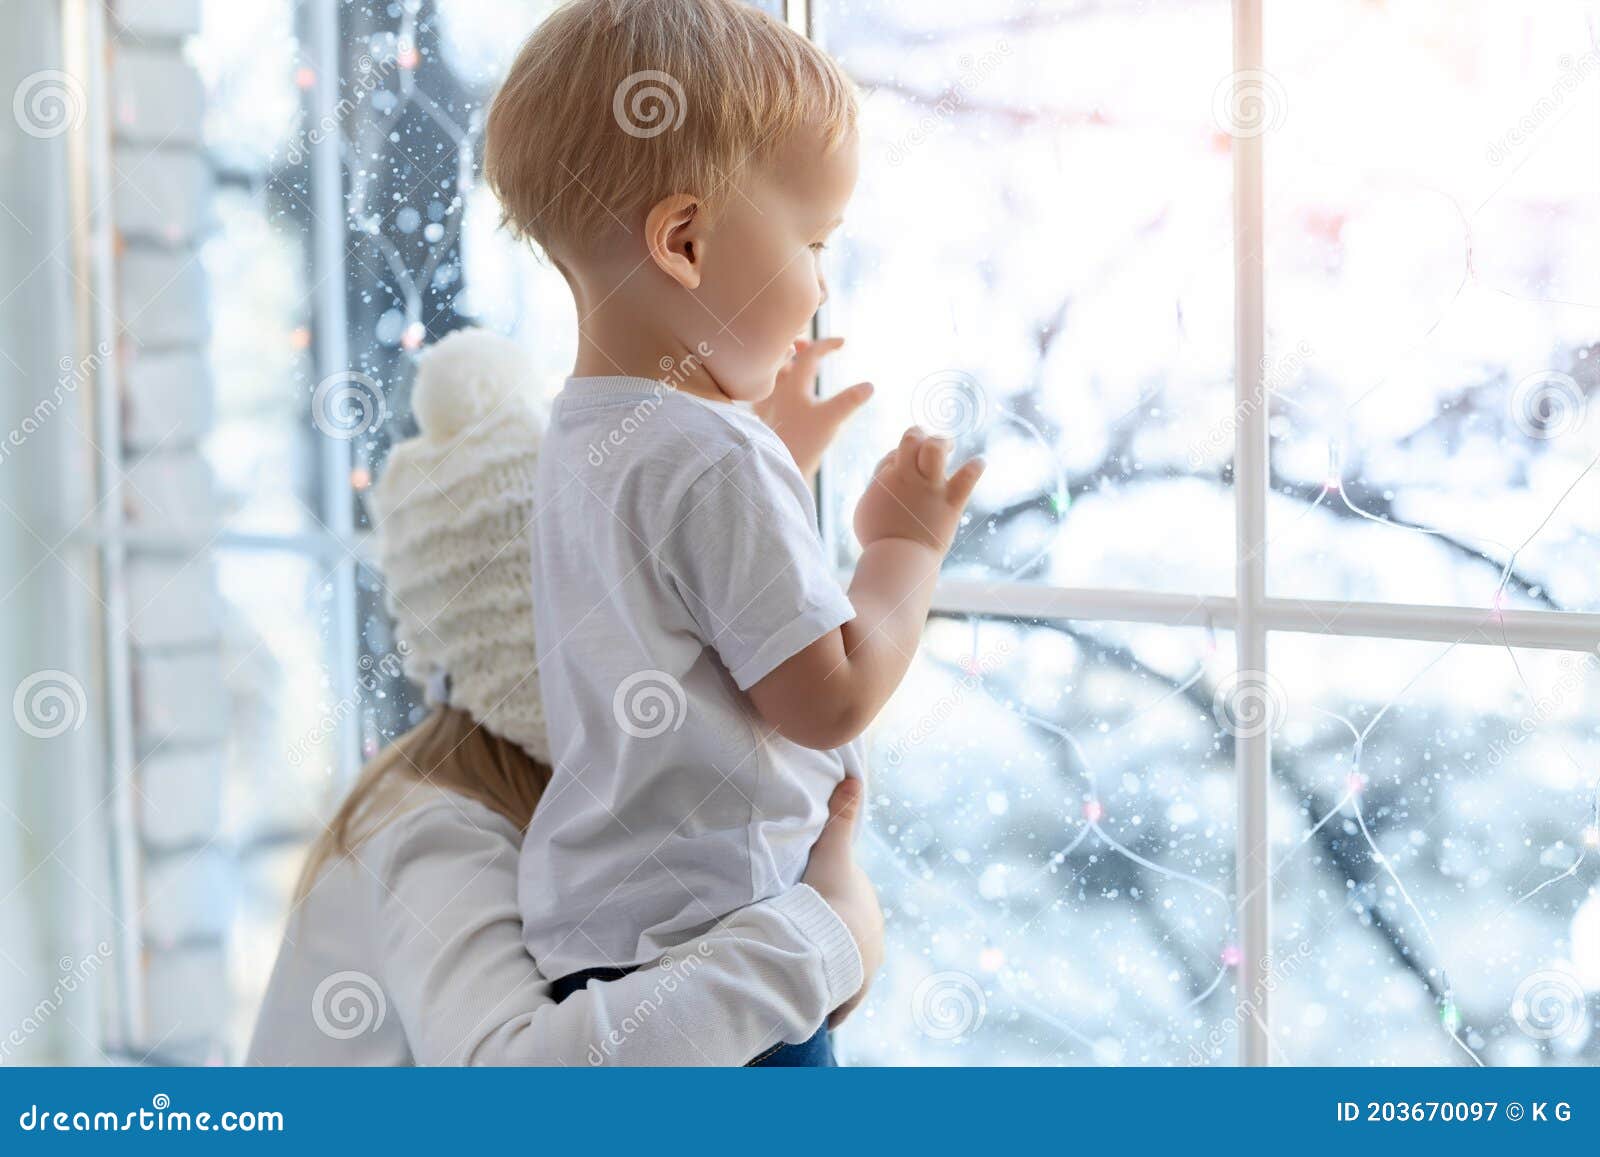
top-left (801, 777), bottom-right (882, 1028)
top-left (754, 336), bottom-right (873, 482)
top-left (853, 427), bottom-right (984, 554)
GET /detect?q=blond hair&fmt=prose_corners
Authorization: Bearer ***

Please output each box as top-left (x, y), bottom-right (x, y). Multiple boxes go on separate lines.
top-left (484, 0), bottom-right (856, 263)
top-left (294, 707), bottom-right (551, 903)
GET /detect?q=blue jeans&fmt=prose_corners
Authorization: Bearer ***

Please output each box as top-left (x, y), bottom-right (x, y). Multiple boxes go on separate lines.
top-left (549, 966), bottom-right (836, 1067)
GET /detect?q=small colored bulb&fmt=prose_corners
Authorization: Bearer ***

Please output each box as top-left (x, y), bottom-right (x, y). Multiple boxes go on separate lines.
top-left (1440, 1002), bottom-right (1461, 1032)
top-left (1083, 800), bottom-right (1104, 823)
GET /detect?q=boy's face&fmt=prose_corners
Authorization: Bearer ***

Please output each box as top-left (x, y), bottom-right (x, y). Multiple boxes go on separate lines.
top-left (688, 126), bottom-right (859, 402)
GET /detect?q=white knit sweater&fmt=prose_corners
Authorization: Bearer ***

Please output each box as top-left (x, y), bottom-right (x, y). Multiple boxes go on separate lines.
top-left (246, 785), bottom-right (862, 1065)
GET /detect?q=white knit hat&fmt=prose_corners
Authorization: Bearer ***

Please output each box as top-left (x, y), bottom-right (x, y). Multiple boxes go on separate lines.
top-left (366, 328), bottom-right (549, 762)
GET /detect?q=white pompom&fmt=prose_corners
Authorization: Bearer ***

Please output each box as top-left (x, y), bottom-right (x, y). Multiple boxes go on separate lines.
top-left (411, 328), bottom-right (538, 440)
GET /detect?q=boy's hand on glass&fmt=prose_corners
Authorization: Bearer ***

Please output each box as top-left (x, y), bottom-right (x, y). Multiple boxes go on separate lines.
top-left (754, 336), bottom-right (873, 482)
top-left (801, 776), bottom-right (882, 1028)
top-left (853, 427), bottom-right (984, 554)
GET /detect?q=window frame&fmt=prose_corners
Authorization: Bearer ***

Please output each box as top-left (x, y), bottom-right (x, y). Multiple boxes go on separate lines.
top-left (798, 0), bottom-right (1600, 1066)
top-left (70, 0), bottom-right (1600, 1065)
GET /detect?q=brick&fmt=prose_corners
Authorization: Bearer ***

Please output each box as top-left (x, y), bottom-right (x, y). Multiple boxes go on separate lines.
top-left (121, 449), bottom-right (216, 531)
top-left (123, 347), bottom-right (212, 449)
top-left (112, 146), bottom-right (212, 243)
top-left (138, 747), bottom-right (223, 849)
top-left (134, 650), bottom-right (227, 747)
top-left (143, 943), bottom-right (229, 1050)
top-left (142, 848), bottom-right (232, 946)
top-left (126, 553), bottom-right (220, 649)
top-left (113, 0), bottom-right (202, 40)
top-left (111, 48), bottom-right (203, 146)
top-left (118, 248), bottom-right (210, 348)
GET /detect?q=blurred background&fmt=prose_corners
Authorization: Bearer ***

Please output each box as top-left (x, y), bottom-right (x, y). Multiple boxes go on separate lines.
top-left (1, 0), bottom-right (1597, 1066)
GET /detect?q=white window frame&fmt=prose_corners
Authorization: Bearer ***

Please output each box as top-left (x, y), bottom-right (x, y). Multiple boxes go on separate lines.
top-left (794, 0), bottom-right (1600, 1066)
top-left (68, 0), bottom-right (1600, 1064)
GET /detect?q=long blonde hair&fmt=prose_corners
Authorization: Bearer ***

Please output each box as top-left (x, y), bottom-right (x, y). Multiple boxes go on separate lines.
top-left (294, 706), bottom-right (551, 902)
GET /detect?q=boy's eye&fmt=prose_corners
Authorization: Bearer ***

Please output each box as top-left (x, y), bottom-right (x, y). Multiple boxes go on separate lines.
top-left (809, 241), bottom-right (828, 252)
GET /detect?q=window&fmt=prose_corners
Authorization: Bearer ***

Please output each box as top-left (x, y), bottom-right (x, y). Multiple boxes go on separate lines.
top-left (73, 0), bottom-right (1598, 1064)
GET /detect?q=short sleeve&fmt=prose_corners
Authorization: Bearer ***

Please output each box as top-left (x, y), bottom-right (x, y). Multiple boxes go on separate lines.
top-left (658, 439), bottom-right (855, 690)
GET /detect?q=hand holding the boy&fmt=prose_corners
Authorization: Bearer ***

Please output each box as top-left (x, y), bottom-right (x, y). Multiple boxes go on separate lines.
top-left (754, 336), bottom-right (874, 482)
top-left (801, 777), bottom-right (882, 1027)
top-left (853, 427), bottom-right (985, 554)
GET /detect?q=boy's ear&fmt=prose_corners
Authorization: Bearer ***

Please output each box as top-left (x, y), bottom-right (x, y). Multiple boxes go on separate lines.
top-left (644, 193), bottom-right (703, 290)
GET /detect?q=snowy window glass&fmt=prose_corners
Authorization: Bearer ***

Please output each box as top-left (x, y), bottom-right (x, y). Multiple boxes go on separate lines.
top-left (174, 0), bottom-right (1599, 1065)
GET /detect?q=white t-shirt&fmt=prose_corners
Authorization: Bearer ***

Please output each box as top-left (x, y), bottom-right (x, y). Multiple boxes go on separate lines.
top-left (519, 376), bottom-right (865, 979)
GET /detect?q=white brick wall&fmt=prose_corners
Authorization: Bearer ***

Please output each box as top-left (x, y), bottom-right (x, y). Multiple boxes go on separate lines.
top-left (112, 0), bottom-right (201, 40)
top-left (122, 348), bottom-right (212, 449)
top-left (111, 48), bottom-right (204, 146)
top-left (111, 147), bottom-right (212, 242)
top-left (138, 747), bottom-right (223, 850)
top-left (109, 7), bottom-right (228, 1060)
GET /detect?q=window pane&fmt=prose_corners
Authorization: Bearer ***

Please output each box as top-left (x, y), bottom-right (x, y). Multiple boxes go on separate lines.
top-left (1272, 632), bottom-right (1600, 1065)
top-left (192, 0), bottom-right (319, 538)
top-left (843, 617), bottom-right (1238, 1065)
top-left (813, 0), bottom-right (1236, 596)
top-left (1265, 2), bottom-right (1600, 611)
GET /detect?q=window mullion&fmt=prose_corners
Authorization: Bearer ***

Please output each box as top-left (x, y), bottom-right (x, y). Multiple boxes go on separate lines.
top-left (309, 0), bottom-right (361, 787)
top-left (1232, 0), bottom-right (1271, 1067)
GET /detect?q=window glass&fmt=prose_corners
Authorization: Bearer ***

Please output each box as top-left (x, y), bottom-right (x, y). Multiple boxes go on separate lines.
top-left (845, 617), bottom-right (1237, 1065)
top-left (1265, 2), bottom-right (1600, 611)
top-left (1271, 632), bottom-right (1600, 1064)
top-left (813, 0), bottom-right (1236, 596)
